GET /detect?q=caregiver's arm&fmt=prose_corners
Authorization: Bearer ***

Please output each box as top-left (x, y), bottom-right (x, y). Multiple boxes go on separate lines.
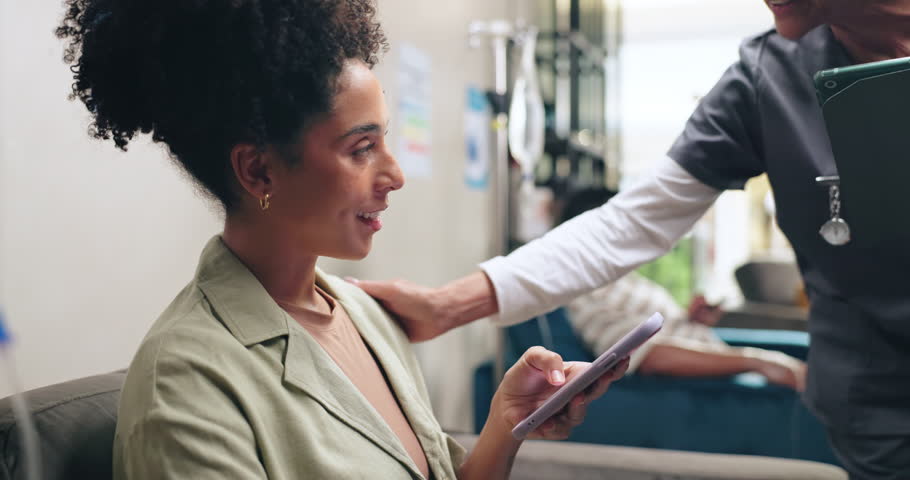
top-left (354, 157), bottom-right (721, 341)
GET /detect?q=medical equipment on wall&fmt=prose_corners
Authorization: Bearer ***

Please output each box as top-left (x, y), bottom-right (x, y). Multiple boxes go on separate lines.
top-left (509, 26), bottom-right (549, 243)
top-left (0, 310), bottom-right (41, 480)
top-left (508, 26), bottom-right (546, 197)
top-left (468, 19), bottom-right (515, 382)
top-left (468, 19), bottom-right (514, 260)
top-left (468, 1), bottom-right (623, 383)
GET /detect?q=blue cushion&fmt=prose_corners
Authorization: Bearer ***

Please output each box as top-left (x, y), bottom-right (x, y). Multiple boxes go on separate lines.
top-left (474, 362), bottom-right (838, 465)
top-left (714, 328), bottom-right (810, 360)
top-left (475, 310), bottom-right (839, 466)
top-left (564, 374), bottom-right (836, 464)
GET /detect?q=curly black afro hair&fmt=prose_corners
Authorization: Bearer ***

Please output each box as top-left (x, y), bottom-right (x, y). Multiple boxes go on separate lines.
top-left (56, 0), bottom-right (387, 211)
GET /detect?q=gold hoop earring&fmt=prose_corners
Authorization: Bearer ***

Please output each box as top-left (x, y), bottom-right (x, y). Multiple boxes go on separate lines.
top-left (259, 193), bottom-right (271, 211)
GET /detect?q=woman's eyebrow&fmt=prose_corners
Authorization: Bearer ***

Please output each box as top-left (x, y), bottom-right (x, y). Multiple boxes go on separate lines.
top-left (337, 123), bottom-right (382, 142)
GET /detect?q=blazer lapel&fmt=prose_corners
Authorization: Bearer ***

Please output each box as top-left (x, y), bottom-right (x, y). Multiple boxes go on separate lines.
top-left (338, 298), bottom-right (440, 437)
top-left (196, 237), bottom-right (429, 478)
top-left (327, 286), bottom-right (445, 478)
top-left (281, 314), bottom-right (423, 477)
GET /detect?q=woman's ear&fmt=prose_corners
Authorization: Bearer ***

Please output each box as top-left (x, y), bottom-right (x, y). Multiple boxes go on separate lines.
top-left (230, 143), bottom-right (274, 201)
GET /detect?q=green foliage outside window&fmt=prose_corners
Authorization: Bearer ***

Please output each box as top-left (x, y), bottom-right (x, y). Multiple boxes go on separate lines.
top-left (636, 236), bottom-right (694, 306)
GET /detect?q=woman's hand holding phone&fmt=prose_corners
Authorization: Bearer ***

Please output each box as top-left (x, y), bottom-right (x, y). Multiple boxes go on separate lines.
top-left (508, 312), bottom-right (663, 439)
top-left (491, 346), bottom-right (630, 441)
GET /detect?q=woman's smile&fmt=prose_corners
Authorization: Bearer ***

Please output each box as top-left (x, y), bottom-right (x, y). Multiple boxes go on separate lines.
top-left (767, 0), bottom-right (803, 16)
top-left (356, 207), bottom-right (386, 233)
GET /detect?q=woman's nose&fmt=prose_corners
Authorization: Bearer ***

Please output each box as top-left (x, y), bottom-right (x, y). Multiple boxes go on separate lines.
top-left (376, 149), bottom-right (405, 193)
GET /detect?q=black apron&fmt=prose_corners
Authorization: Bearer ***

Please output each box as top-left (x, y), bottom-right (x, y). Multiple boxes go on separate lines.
top-left (668, 25), bottom-right (910, 440)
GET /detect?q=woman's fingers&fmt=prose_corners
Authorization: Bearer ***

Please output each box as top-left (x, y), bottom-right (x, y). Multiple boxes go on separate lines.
top-left (584, 356), bottom-right (629, 403)
top-left (509, 349), bottom-right (626, 440)
top-left (522, 346), bottom-right (566, 386)
top-left (566, 394), bottom-right (587, 425)
top-left (611, 356), bottom-right (631, 379)
top-left (529, 394), bottom-right (587, 440)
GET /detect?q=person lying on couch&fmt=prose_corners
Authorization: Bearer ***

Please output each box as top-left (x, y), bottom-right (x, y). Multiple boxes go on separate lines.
top-left (56, 1), bottom-right (628, 478)
top-left (558, 187), bottom-right (806, 391)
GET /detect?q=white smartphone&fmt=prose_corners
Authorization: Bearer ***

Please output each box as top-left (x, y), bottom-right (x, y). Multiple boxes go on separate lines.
top-left (511, 312), bottom-right (665, 440)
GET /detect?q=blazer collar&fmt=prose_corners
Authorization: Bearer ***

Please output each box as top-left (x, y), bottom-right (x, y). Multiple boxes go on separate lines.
top-left (194, 236), bottom-right (433, 478)
top-left (283, 275), bottom-right (437, 478)
top-left (195, 236), bottom-right (289, 346)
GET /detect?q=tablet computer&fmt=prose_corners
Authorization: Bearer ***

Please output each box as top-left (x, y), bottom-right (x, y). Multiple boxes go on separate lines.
top-left (814, 56), bottom-right (910, 248)
top-left (511, 312), bottom-right (664, 440)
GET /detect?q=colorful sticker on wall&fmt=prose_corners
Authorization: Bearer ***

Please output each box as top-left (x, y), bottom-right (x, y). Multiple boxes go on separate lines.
top-left (464, 86), bottom-right (491, 190)
top-left (396, 43), bottom-right (432, 179)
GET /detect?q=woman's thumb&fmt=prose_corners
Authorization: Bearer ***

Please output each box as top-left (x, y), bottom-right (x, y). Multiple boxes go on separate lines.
top-left (522, 346), bottom-right (566, 386)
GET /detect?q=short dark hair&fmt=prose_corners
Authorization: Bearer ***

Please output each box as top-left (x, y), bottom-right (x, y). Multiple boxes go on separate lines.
top-left (56, 0), bottom-right (387, 211)
top-left (557, 186), bottom-right (618, 225)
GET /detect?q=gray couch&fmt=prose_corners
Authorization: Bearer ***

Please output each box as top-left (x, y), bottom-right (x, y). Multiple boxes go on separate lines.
top-left (452, 434), bottom-right (846, 480)
top-left (0, 372), bottom-right (847, 480)
top-left (0, 371), bottom-right (124, 479)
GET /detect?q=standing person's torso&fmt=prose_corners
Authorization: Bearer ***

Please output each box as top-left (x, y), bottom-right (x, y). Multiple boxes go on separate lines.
top-left (669, 26), bottom-right (910, 435)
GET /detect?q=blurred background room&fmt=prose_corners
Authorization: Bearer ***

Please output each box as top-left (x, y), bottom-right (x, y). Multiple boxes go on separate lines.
top-left (0, 0), bottom-right (843, 478)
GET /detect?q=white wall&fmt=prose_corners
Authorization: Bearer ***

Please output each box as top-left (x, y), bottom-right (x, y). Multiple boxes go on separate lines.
top-left (0, 0), bottom-right (506, 433)
top-left (0, 1), bottom-right (223, 396)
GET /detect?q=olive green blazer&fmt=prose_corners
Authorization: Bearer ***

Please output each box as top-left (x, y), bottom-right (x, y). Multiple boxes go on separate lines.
top-left (113, 236), bottom-right (465, 479)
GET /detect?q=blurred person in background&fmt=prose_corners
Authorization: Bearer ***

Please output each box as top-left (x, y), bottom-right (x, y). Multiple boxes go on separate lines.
top-left (560, 187), bottom-right (806, 391)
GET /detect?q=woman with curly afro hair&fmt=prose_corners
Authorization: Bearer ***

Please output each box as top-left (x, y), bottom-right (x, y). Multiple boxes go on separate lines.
top-left (57, 0), bottom-right (627, 478)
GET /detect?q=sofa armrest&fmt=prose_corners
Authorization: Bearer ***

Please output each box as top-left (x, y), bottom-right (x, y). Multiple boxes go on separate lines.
top-left (449, 433), bottom-right (846, 480)
top-left (716, 302), bottom-right (808, 331)
top-left (0, 370), bottom-right (126, 480)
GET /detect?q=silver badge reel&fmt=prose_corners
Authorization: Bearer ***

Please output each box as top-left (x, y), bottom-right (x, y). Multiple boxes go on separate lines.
top-left (815, 175), bottom-right (851, 246)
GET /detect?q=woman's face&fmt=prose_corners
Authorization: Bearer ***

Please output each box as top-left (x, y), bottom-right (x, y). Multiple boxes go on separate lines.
top-left (764, 0), bottom-right (826, 39)
top-left (765, 0), bottom-right (906, 40)
top-left (270, 59), bottom-right (404, 260)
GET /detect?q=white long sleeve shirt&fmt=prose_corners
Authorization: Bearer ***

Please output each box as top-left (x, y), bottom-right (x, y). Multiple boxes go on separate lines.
top-left (479, 156), bottom-right (722, 326)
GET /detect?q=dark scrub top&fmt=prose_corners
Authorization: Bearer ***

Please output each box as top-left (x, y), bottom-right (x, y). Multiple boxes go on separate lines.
top-left (668, 25), bottom-right (910, 437)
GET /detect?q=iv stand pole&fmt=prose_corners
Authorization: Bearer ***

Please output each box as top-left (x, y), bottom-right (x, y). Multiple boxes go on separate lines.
top-left (468, 20), bottom-right (514, 384)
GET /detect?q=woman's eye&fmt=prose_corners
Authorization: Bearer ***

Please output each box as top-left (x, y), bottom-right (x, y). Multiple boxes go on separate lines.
top-left (353, 142), bottom-right (376, 156)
